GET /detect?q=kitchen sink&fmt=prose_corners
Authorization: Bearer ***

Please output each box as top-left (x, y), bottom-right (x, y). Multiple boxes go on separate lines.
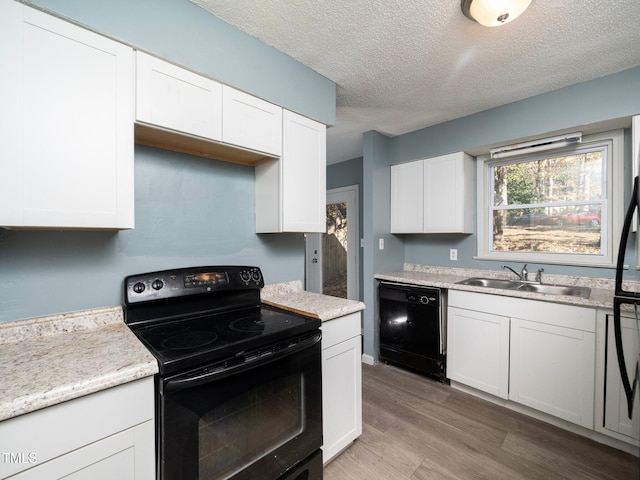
top-left (456, 277), bottom-right (522, 290)
top-left (516, 283), bottom-right (591, 298)
top-left (456, 277), bottom-right (591, 299)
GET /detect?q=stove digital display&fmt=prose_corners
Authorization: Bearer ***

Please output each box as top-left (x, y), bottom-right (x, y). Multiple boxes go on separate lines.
top-left (185, 272), bottom-right (228, 288)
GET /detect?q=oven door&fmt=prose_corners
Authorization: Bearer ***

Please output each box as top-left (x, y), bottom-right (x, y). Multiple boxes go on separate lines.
top-left (158, 331), bottom-right (322, 480)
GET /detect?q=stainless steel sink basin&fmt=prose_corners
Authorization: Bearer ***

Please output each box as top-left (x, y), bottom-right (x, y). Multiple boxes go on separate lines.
top-left (516, 283), bottom-right (591, 298)
top-left (456, 277), bottom-right (591, 299)
top-left (456, 277), bottom-right (521, 290)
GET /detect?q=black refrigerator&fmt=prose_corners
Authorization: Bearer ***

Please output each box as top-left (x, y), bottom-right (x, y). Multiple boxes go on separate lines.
top-left (613, 175), bottom-right (640, 420)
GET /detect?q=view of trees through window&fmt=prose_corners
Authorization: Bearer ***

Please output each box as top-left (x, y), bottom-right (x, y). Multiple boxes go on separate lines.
top-left (322, 202), bottom-right (348, 298)
top-left (491, 148), bottom-right (605, 255)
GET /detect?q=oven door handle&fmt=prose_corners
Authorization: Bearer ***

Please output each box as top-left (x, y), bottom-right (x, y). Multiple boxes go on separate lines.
top-left (163, 332), bottom-right (321, 392)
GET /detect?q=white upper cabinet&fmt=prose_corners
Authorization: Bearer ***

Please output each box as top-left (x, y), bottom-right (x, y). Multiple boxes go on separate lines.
top-left (136, 51), bottom-right (222, 141)
top-left (222, 85), bottom-right (283, 156)
top-left (390, 160), bottom-right (424, 233)
top-left (256, 110), bottom-right (326, 233)
top-left (0, 1), bottom-right (134, 229)
top-left (423, 152), bottom-right (474, 233)
top-left (390, 152), bottom-right (474, 234)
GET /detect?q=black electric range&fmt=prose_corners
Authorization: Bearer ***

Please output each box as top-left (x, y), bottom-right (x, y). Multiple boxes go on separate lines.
top-left (123, 266), bottom-right (324, 480)
top-left (123, 265), bottom-right (320, 375)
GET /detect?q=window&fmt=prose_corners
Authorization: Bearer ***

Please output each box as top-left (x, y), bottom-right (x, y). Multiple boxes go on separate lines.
top-left (477, 130), bottom-right (624, 267)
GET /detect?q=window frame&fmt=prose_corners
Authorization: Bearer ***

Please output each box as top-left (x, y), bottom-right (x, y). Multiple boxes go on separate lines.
top-left (476, 129), bottom-right (624, 267)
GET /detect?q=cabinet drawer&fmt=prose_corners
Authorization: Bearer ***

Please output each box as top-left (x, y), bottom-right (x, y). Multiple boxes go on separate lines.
top-left (321, 313), bottom-right (361, 349)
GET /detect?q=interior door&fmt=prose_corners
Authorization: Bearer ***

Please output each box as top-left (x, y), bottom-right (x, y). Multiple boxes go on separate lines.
top-left (305, 186), bottom-right (359, 300)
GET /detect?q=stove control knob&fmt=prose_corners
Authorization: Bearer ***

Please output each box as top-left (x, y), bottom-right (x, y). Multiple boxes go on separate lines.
top-left (251, 269), bottom-right (262, 283)
top-left (133, 282), bottom-right (146, 294)
top-left (152, 279), bottom-right (164, 290)
top-left (240, 270), bottom-right (251, 284)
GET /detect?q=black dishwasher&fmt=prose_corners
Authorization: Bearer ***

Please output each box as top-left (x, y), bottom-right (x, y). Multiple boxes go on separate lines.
top-left (378, 282), bottom-right (446, 381)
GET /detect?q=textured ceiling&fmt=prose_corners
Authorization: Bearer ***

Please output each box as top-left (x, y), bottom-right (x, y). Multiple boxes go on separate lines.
top-left (189, 0), bottom-right (640, 164)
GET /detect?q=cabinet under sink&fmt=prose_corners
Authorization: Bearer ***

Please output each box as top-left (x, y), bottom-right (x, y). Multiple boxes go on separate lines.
top-left (447, 290), bottom-right (596, 429)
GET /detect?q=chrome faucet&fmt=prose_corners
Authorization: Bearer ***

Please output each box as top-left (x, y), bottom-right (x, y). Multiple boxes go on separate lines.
top-left (535, 268), bottom-right (544, 284)
top-left (521, 264), bottom-right (528, 281)
top-left (502, 265), bottom-right (524, 281)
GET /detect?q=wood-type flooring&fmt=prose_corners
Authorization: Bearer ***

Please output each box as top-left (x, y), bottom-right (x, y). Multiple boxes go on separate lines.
top-left (323, 363), bottom-right (639, 480)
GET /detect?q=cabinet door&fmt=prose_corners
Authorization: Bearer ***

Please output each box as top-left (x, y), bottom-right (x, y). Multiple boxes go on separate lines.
top-left (322, 335), bottom-right (362, 464)
top-left (390, 161), bottom-right (424, 233)
top-left (423, 152), bottom-right (473, 233)
top-left (510, 318), bottom-right (595, 428)
top-left (0, 2), bottom-right (134, 229)
top-left (10, 421), bottom-right (154, 480)
top-left (136, 51), bottom-right (222, 141)
top-left (222, 85), bottom-right (282, 155)
top-left (447, 306), bottom-right (510, 399)
top-left (604, 313), bottom-right (640, 439)
top-left (281, 110), bottom-right (326, 232)
top-left (255, 110), bottom-right (326, 233)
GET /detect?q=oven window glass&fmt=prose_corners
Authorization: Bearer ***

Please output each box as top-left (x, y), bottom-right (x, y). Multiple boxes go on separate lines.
top-left (160, 341), bottom-right (322, 480)
top-left (198, 374), bottom-right (305, 480)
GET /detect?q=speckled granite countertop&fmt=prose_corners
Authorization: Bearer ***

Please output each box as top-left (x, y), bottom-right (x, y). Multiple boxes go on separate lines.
top-left (261, 280), bottom-right (365, 321)
top-left (375, 264), bottom-right (639, 310)
top-left (0, 307), bottom-right (158, 422)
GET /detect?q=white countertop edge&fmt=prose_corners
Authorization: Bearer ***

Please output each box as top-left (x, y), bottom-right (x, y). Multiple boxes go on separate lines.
top-left (0, 362), bottom-right (158, 422)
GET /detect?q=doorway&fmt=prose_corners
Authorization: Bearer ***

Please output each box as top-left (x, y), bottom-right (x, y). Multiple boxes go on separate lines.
top-left (305, 186), bottom-right (359, 300)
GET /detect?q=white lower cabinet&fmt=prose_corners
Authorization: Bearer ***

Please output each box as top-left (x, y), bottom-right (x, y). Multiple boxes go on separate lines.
top-left (510, 317), bottom-right (595, 428)
top-left (321, 312), bottom-right (362, 464)
top-left (0, 378), bottom-right (155, 480)
top-left (447, 306), bottom-right (509, 399)
top-left (595, 309), bottom-right (640, 445)
top-left (447, 290), bottom-right (596, 429)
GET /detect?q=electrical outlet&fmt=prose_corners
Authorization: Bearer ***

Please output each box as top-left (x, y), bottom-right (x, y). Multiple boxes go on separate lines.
top-left (450, 249), bottom-right (458, 261)
top-left (379, 238), bottom-right (385, 250)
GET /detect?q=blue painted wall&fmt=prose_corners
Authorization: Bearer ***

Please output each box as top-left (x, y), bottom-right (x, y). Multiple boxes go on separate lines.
top-left (0, 147), bottom-right (305, 322)
top-left (26, 0), bottom-right (336, 125)
top-left (362, 132), bottom-right (404, 359)
top-left (389, 67), bottom-right (640, 164)
top-left (1, 1), bottom-right (335, 323)
top-left (387, 67), bottom-right (640, 280)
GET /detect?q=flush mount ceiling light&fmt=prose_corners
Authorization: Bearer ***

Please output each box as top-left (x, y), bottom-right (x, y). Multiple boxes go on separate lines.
top-left (461, 0), bottom-right (533, 27)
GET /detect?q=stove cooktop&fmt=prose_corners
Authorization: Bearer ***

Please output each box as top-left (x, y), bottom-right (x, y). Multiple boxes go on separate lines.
top-left (129, 304), bottom-right (320, 374)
